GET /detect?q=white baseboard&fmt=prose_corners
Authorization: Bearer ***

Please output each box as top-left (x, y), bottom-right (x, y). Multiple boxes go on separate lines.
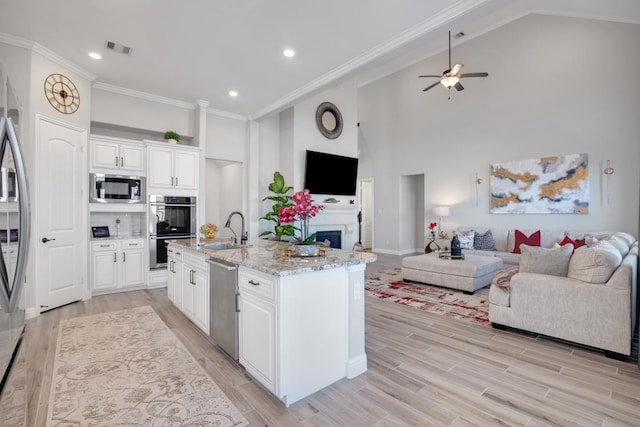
top-left (346, 354), bottom-right (367, 378)
top-left (25, 307), bottom-right (38, 319)
top-left (373, 248), bottom-right (402, 255)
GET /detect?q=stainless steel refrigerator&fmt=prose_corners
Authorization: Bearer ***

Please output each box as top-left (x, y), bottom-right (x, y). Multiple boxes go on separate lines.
top-left (0, 115), bottom-right (30, 400)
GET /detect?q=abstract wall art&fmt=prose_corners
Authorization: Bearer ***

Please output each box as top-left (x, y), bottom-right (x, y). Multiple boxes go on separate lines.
top-left (490, 153), bottom-right (589, 214)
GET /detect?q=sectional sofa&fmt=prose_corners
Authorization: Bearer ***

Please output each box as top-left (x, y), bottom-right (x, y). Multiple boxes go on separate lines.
top-left (456, 228), bottom-right (638, 356)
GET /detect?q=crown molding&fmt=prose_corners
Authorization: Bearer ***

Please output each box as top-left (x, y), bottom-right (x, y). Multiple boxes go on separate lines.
top-left (251, 0), bottom-right (489, 119)
top-left (206, 107), bottom-right (248, 122)
top-left (0, 32), bottom-right (96, 81)
top-left (92, 82), bottom-right (196, 110)
top-left (528, 8), bottom-right (640, 25)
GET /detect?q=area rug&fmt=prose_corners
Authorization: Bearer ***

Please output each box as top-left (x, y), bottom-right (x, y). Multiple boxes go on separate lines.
top-left (46, 306), bottom-right (248, 426)
top-left (365, 268), bottom-right (490, 325)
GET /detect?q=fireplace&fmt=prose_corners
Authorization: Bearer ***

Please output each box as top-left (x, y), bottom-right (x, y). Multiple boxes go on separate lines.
top-left (316, 230), bottom-right (342, 249)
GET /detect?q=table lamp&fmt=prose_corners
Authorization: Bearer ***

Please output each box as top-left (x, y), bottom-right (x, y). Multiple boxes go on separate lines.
top-left (431, 206), bottom-right (450, 237)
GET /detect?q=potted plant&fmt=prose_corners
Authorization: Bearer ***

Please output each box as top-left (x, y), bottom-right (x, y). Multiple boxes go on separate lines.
top-left (163, 130), bottom-right (180, 144)
top-left (259, 171), bottom-right (296, 240)
top-left (279, 189), bottom-right (325, 255)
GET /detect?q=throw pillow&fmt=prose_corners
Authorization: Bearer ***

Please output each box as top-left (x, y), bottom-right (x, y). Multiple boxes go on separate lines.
top-left (457, 230), bottom-right (475, 249)
top-left (519, 244), bottom-right (573, 277)
top-left (614, 232), bottom-right (636, 246)
top-left (559, 235), bottom-right (586, 253)
top-left (567, 241), bottom-right (622, 284)
top-left (474, 230), bottom-right (496, 251)
top-left (512, 229), bottom-right (541, 254)
top-left (603, 235), bottom-right (630, 257)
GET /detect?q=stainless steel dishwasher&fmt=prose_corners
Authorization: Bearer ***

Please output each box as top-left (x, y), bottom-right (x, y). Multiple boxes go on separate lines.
top-left (207, 258), bottom-right (239, 360)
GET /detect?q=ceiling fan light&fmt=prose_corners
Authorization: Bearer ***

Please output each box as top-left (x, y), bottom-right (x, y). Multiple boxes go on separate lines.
top-left (441, 75), bottom-right (459, 88)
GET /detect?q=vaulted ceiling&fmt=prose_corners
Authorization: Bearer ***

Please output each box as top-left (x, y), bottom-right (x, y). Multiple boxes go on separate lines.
top-left (0, 0), bottom-right (638, 118)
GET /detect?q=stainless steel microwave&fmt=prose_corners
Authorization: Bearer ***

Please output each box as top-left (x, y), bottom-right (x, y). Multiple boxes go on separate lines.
top-left (90, 173), bottom-right (145, 203)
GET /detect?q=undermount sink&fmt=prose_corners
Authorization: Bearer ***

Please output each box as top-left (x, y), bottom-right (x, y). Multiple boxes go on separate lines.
top-left (202, 242), bottom-right (247, 250)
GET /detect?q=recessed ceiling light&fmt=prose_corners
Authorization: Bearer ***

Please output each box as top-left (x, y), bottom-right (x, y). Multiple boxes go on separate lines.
top-left (228, 90), bottom-right (238, 97)
top-left (88, 52), bottom-right (102, 60)
top-left (283, 48), bottom-right (295, 58)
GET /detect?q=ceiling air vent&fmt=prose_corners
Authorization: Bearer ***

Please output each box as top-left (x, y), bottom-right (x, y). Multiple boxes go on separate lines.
top-left (105, 40), bottom-right (133, 55)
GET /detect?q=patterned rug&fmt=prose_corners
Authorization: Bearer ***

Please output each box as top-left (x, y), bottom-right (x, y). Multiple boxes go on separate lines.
top-left (365, 268), bottom-right (490, 325)
top-left (46, 306), bottom-right (248, 426)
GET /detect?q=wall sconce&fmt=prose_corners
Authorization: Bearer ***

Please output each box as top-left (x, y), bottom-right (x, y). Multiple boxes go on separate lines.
top-left (432, 206), bottom-right (450, 237)
top-left (603, 160), bottom-right (614, 205)
top-left (473, 172), bottom-right (482, 207)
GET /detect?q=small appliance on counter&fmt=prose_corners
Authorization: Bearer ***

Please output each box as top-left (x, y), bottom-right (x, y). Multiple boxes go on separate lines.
top-left (91, 226), bottom-right (110, 238)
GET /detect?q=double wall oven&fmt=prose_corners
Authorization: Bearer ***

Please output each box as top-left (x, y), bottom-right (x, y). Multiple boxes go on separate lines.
top-left (149, 195), bottom-right (196, 269)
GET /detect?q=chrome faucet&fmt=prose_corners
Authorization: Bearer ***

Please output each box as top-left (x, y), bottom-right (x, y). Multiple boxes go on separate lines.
top-left (224, 211), bottom-right (247, 245)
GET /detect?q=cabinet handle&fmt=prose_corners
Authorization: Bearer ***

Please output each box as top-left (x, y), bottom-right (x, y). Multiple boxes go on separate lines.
top-left (248, 279), bottom-right (260, 286)
top-left (115, 156), bottom-right (118, 166)
top-left (175, 177), bottom-right (178, 187)
top-left (120, 157), bottom-right (123, 167)
top-left (113, 252), bottom-right (117, 263)
top-left (122, 252), bottom-right (126, 262)
top-left (191, 270), bottom-right (196, 285)
top-left (99, 244), bottom-right (110, 248)
top-left (171, 176), bottom-right (174, 186)
top-left (235, 293), bottom-right (240, 313)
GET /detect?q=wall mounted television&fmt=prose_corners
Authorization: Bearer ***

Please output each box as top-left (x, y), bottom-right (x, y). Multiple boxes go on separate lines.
top-left (304, 150), bottom-right (359, 196)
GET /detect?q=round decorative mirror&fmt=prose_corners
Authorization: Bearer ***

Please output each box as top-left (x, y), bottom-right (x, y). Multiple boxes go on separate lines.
top-left (315, 102), bottom-right (343, 139)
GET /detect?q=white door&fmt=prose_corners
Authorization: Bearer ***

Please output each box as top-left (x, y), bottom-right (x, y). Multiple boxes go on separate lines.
top-left (360, 180), bottom-right (373, 249)
top-left (148, 147), bottom-right (174, 188)
top-left (37, 117), bottom-right (86, 312)
top-left (91, 250), bottom-right (118, 291)
top-left (119, 143), bottom-right (144, 172)
top-left (174, 150), bottom-right (198, 190)
top-left (91, 140), bottom-right (119, 170)
top-left (121, 248), bottom-right (145, 287)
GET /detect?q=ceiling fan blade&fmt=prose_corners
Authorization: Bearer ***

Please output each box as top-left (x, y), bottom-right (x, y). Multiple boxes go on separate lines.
top-left (460, 72), bottom-right (489, 78)
top-left (451, 63), bottom-right (463, 75)
top-left (418, 75), bottom-right (441, 78)
top-left (454, 82), bottom-right (464, 91)
top-left (422, 81), bottom-right (441, 92)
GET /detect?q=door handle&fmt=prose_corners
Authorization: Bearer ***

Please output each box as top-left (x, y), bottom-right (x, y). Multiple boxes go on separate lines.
top-left (41, 237), bottom-right (56, 243)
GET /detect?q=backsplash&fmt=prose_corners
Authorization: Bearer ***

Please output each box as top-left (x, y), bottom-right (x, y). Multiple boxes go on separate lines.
top-left (90, 212), bottom-right (145, 237)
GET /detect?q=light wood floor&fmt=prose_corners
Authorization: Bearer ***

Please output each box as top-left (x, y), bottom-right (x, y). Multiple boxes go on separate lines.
top-left (23, 254), bottom-right (640, 426)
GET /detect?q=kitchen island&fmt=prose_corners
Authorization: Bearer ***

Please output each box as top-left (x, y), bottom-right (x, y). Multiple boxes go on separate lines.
top-left (168, 239), bottom-right (376, 406)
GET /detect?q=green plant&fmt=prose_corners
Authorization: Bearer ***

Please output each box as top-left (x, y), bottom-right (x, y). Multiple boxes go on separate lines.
top-left (163, 130), bottom-right (180, 141)
top-left (260, 171), bottom-right (296, 240)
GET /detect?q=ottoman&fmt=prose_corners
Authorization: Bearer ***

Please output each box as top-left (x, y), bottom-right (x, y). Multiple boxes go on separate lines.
top-left (401, 254), bottom-right (503, 293)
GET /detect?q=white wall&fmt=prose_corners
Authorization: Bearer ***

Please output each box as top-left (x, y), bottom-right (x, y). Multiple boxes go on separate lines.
top-left (205, 113), bottom-right (247, 162)
top-left (291, 82), bottom-right (358, 190)
top-left (358, 14), bottom-right (640, 253)
top-left (91, 88), bottom-right (193, 137)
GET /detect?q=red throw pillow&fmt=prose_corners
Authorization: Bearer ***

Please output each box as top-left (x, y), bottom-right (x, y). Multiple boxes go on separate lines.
top-left (512, 230), bottom-right (541, 253)
top-left (559, 235), bottom-right (586, 253)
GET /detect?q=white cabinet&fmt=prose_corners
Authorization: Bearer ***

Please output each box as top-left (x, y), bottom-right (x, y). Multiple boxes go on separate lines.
top-left (167, 245), bottom-right (183, 307)
top-left (238, 265), bottom-right (360, 407)
top-left (91, 136), bottom-right (144, 174)
top-left (238, 268), bottom-right (277, 393)
top-left (147, 145), bottom-right (199, 192)
top-left (91, 239), bottom-right (146, 292)
top-left (177, 250), bottom-right (209, 334)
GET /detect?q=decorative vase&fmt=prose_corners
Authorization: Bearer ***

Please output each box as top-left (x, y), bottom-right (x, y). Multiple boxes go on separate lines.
top-left (294, 244), bottom-right (319, 256)
top-left (167, 138), bottom-right (178, 145)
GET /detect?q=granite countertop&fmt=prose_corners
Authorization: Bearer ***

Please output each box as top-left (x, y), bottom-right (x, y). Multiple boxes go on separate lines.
top-left (168, 239), bottom-right (377, 277)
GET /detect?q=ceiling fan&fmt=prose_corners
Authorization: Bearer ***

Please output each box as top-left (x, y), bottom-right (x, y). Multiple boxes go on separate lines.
top-left (419, 31), bottom-right (488, 98)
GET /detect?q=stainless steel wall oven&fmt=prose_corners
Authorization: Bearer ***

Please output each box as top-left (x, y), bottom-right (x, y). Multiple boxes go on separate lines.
top-left (149, 195), bottom-right (196, 269)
